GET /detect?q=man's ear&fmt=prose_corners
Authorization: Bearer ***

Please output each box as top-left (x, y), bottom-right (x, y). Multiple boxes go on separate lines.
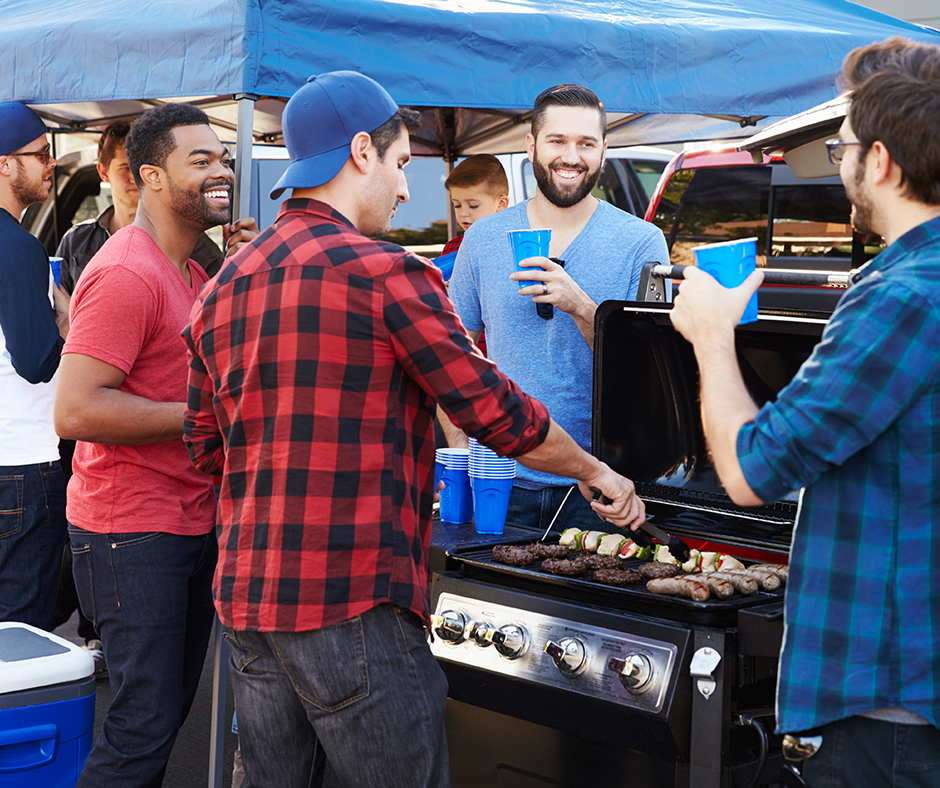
top-left (96, 161), bottom-right (110, 183)
top-left (525, 132), bottom-right (535, 163)
top-left (869, 140), bottom-right (897, 188)
top-left (0, 155), bottom-right (9, 176)
top-left (138, 164), bottom-right (162, 191)
top-left (349, 131), bottom-right (374, 174)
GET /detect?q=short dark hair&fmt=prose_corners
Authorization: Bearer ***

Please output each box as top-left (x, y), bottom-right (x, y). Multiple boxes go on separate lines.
top-left (841, 37), bottom-right (940, 205)
top-left (369, 107), bottom-right (422, 160)
top-left (97, 122), bottom-right (131, 169)
top-left (444, 154), bottom-right (509, 198)
top-left (125, 103), bottom-right (212, 189)
top-left (531, 84), bottom-right (606, 141)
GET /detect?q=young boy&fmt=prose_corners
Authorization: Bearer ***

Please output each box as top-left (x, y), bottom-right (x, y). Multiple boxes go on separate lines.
top-left (441, 154), bottom-right (509, 254)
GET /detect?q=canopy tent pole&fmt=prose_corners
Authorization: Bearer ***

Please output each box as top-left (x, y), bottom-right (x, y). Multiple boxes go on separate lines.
top-left (207, 92), bottom-right (257, 788)
top-left (232, 94), bottom-right (258, 221)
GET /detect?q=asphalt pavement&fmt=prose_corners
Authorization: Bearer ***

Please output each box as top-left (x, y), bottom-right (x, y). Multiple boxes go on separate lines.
top-left (53, 611), bottom-right (343, 788)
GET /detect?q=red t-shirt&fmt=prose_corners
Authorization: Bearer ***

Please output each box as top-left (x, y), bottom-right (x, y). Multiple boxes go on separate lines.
top-left (63, 226), bottom-right (215, 535)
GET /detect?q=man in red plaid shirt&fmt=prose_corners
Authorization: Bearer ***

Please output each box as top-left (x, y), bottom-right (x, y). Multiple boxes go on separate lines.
top-left (183, 71), bottom-right (644, 788)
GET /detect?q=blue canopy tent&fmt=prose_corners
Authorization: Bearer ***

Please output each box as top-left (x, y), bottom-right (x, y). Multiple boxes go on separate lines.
top-left (3, 0), bottom-right (939, 158)
top-left (2, 1), bottom-right (938, 784)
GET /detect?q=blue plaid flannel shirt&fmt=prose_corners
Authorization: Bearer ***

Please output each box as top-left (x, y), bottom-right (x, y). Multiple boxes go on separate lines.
top-left (738, 215), bottom-right (940, 734)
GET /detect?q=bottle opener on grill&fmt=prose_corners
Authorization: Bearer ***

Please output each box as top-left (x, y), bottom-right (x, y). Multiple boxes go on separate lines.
top-left (590, 488), bottom-right (692, 563)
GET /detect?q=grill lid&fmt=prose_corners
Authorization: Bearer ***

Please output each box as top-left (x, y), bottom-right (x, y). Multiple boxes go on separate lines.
top-left (592, 300), bottom-right (827, 550)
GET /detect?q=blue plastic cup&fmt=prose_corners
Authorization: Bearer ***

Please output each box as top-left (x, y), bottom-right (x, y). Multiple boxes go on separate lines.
top-left (49, 256), bottom-right (62, 287)
top-left (507, 229), bottom-right (551, 288)
top-left (440, 466), bottom-right (473, 524)
top-left (691, 237), bottom-right (758, 324)
top-left (472, 477), bottom-right (514, 534)
top-left (434, 460), bottom-right (446, 491)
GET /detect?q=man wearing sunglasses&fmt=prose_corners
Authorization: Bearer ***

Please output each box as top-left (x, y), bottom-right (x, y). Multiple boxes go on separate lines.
top-left (0, 101), bottom-right (70, 629)
top-left (671, 37), bottom-right (940, 788)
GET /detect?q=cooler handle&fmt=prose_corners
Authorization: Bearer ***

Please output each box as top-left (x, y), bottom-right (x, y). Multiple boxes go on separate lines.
top-left (0, 723), bottom-right (59, 772)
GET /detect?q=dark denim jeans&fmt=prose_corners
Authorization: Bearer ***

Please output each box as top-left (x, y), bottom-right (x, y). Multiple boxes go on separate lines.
top-left (801, 715), bottom-right (940, 788)
top-left (0, 460), bottom-right (66, 628)
top-left (68, 524), bottom-right (218, 788)
top-left (505, 483), bottom-right (603, 536)
top-left (225, 603), bottom-right (450, 788)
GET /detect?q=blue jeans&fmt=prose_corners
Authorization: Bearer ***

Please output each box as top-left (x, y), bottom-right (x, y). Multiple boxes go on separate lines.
top-left (225, 603), bottom-right (450, 788)
top-left (0, 461), bottom-right (66, 628)
top-left (505, 484), bottom-right (603, 536)
top-left (68, 524), bottom-right (218, 788)
top-left (801, 715), bottom-right (940, 788)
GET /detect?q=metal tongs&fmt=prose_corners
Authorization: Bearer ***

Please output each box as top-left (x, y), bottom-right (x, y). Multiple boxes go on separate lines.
top-left (589, 488), bottom-right (692, 563)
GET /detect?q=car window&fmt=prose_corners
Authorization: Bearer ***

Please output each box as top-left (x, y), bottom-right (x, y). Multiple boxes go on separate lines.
top-left (521, 158), bottom-right (657, 217)
top-left (379, 158), bottom-right (449, 251)
top-left (632, 159), bottom-right (668, 200)
top-left (651, 166), bottom-right (771, 267)
top-left (771, 182), bottom-right (884, 262)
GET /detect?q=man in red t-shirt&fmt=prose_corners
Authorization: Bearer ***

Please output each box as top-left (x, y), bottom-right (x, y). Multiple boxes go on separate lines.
top-left (53, 103), bottom-right (253, 788)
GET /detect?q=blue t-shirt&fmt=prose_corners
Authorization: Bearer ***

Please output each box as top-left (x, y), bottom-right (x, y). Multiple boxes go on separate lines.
top-left (450, 200), bottom-right (668, 488)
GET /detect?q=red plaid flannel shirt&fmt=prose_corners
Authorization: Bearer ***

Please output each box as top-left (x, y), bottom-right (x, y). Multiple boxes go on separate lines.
top-left (183, 199), bottom-right (550, 632)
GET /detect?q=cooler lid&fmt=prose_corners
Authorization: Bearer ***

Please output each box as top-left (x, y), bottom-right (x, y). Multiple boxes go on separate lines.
top-left (0, 622), bottom-right (95, 694)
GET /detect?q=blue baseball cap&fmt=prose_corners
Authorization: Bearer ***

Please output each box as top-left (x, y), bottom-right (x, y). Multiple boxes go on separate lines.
top-left (0, 102), bottom-right (48, 156)
top-left (270, 71), bottom-right (399, 200)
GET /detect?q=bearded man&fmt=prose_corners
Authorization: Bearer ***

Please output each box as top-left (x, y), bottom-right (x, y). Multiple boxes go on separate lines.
top-left (53, 103), bottom-right (249, 788)
top-left (0, 101), bottom-right (70, 629)
top-left (449, 84), bottom-right (668, 533)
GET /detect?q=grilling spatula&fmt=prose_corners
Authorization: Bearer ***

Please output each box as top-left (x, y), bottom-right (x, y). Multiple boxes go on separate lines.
top-left (590, 488), bottom-right (692, 563)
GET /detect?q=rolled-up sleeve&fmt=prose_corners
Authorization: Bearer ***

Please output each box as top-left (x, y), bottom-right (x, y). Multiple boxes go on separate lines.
top-left (384, 252), bottom-right (550, 458)
top-left (738, 281), bottom-right (940, 504)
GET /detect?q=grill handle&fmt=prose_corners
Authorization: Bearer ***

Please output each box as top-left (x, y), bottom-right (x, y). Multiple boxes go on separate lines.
top-left (637, 262), bottom-right (852, 303)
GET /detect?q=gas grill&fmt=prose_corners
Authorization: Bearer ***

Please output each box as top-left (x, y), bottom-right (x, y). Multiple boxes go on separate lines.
top-left (429, 282), bottom-right (837, 788)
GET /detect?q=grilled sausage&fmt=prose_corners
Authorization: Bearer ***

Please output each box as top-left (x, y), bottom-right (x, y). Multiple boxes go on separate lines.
top-left (748, 563), bottom-right (788, 583)
top-left (684, 573), bottom-right (734, 599)
top-left (718, 567), bottom-right (781, 591)
top-left (647, 576), bottom-right (710, 601)
top-left (710, 571), bottom-right (758, 595)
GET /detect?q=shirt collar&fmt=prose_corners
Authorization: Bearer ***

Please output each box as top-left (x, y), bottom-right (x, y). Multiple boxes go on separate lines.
top-left (851, 214), bottom-right (940, 286)
top-left (277, 197), bottom-right (356, 231)
top-left (96, 204), bottom-right (115, 232)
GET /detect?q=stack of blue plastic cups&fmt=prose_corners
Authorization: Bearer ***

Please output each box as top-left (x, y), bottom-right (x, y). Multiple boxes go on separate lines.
top-left (436, 448), bottom-right (472, 524)
top-left (468, 438), bottom-right (516, 534)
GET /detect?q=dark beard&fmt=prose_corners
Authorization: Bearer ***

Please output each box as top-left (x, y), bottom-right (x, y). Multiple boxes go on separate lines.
top-left (532, 154), bottom-right (602, 208)
top-left (847, 158), bottom-right (874, 236)
top-left (10, 160), bottom-right (49, 207)
top-left (167, 177), bottom-right (231, 229)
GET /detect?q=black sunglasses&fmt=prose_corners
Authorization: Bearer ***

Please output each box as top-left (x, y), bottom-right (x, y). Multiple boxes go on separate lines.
top-left (7, 149), bottom-right (54, 165)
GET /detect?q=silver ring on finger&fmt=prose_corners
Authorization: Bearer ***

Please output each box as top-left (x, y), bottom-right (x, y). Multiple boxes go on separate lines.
top-left (541, 283), bottom-right (549, 295)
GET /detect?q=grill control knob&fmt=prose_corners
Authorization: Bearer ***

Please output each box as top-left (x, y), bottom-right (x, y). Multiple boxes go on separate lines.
top-left (544, 638), bottom-right (587, 677)
top-left (469, 621), bottom-right (495, 647)
top-left (490, 624), bottom-right (528, 660)
top-left (608, 653), bottom-right (653, 693)
top-left (431, 610), bottom-right (469, 644)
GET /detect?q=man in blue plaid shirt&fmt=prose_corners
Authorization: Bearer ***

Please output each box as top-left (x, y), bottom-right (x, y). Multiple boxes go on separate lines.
top-left (671, 38), bottom-right (940, 788)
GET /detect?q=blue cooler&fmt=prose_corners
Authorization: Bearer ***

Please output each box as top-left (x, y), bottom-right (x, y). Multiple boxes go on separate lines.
top-left (0, 623), bottom-right (95, 787)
